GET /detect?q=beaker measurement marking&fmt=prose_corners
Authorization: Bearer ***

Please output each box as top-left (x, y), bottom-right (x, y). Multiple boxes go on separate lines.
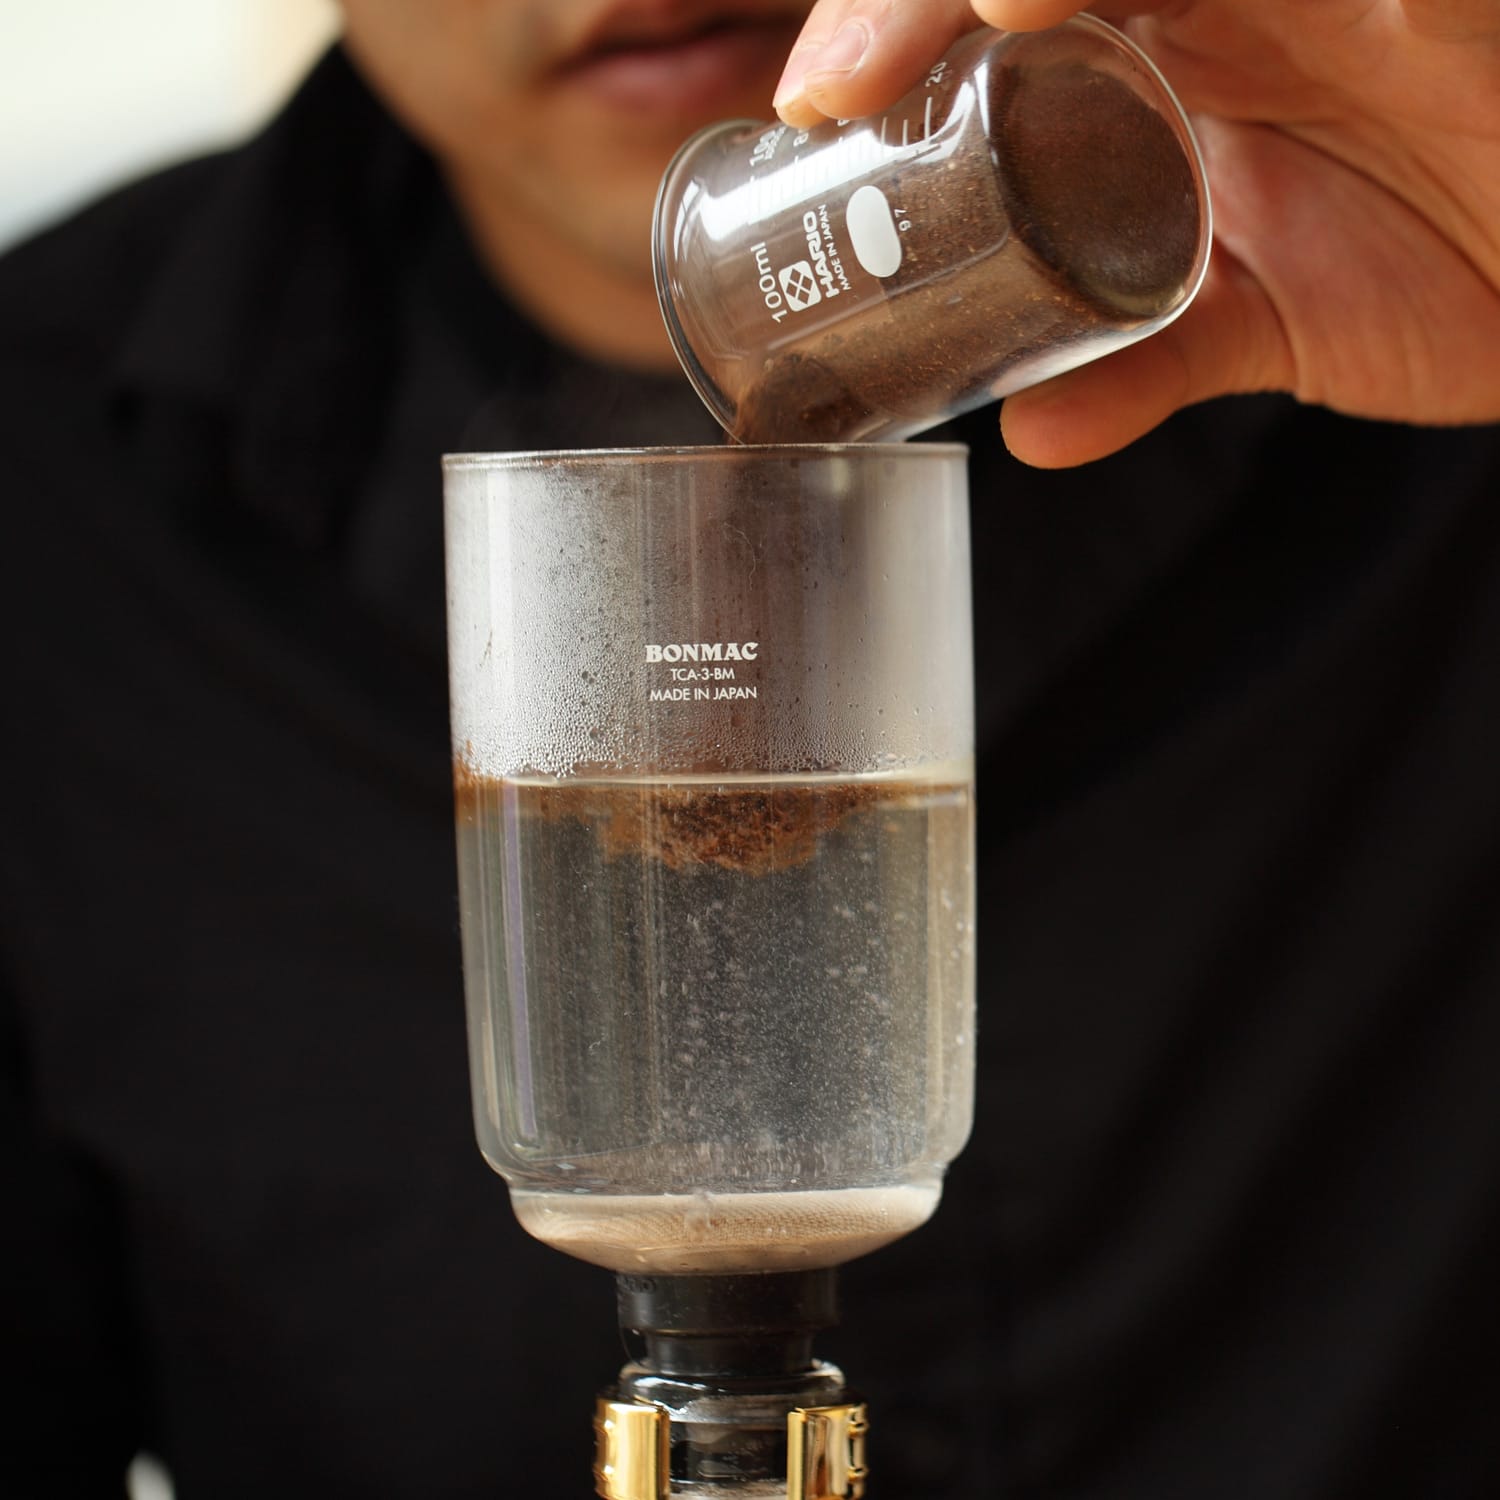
top-left (924, 96), bottom-right (934, 139)
top-left (901, 119), bottom-right (910, 147)
top-left (749, 123), bottom-right (787, 167)
top-left (879, 117), bottom-right (888, 146)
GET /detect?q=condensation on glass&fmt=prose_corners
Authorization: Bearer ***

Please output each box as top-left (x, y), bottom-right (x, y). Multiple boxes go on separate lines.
top-left (444, 445), bottom-right (976, 1276)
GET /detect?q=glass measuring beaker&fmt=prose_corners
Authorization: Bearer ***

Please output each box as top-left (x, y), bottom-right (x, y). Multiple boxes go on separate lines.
top-left (654, 16), bottom-right (1211, 443)
top-left (444, 445), bottom-right (975, 1277)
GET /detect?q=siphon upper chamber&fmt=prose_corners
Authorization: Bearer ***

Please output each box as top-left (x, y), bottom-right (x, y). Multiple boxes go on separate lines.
top-left (444, 445), bottom-right (975, 1496)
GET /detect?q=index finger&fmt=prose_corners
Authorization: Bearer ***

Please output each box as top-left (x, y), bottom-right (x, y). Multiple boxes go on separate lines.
top-left (773, 0), bottom-right (1161, 126)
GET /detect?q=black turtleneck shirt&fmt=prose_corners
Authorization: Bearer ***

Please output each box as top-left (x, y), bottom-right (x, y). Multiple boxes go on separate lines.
top-left (2, 46), bottom-right (1498, 1500)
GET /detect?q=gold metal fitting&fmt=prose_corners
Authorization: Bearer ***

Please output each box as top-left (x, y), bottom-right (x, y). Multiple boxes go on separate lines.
top-left (593, 1396), bottom-right (869, 1499)
top-left (594, 1398), bottom-right (669, 1500)
top-left (787, 1403), bottom-right (869, 1500)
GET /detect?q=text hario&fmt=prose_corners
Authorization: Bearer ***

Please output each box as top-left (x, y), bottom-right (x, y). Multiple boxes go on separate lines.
top-left (802, 209), bottom-right (844, 300)
top-left (646, 642), bottom-right (759, 663)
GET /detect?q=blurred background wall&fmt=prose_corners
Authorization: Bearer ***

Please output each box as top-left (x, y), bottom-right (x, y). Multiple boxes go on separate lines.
top-left (0, 0), bottom-right (340, 253)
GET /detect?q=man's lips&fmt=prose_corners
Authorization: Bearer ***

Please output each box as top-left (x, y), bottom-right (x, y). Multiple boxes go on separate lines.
top-left (557, 15), bottom-right (801, 117)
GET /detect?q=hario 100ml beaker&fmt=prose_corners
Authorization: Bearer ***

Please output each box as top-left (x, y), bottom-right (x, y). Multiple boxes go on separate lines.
top-left (445, 445), bottom-right (975, 1277)
top-left (654, 16), bottom-right (1211, 443)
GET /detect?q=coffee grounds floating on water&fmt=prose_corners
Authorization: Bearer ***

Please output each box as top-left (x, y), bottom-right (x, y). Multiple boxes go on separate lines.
top-left (456, 766), bottom-right (881, 876)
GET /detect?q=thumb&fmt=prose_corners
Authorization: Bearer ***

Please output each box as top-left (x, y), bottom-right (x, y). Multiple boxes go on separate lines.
top-left (1000, 250), bottom-right (1292, 467)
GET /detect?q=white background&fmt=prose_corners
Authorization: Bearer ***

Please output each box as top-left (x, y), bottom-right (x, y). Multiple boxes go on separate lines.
top-left (0, 0), bottom-right (340, 253)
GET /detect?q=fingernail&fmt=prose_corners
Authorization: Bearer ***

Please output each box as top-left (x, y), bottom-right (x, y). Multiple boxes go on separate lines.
top-left (773, 19), bottom-right (872, 113)
top-left (772, 43), bottom-right (818, 114)
top-left (812, 17), bottom-right (873, 77)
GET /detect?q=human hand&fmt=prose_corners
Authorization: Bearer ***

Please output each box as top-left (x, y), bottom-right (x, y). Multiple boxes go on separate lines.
top-left (771, 0), bottom-right (1500, 466)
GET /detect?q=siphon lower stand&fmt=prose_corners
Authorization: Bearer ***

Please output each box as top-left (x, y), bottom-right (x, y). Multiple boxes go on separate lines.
top-left (594, 1269), bottom-right (868, 1499)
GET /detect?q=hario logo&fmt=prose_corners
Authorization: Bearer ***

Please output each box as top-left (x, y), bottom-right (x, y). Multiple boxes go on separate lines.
top-left (778, 261), bottom-right (821, 311)
top-left (800, 209), bottom-right (842, 301)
